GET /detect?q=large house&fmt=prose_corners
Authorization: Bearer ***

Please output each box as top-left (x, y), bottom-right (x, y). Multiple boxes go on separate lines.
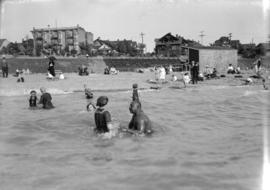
top-left (155, 33), bottom-right (200, 57)
top-left (31, 25), bottom-right (93, 55)
top-left (92, 38), bottom-right (140, 56)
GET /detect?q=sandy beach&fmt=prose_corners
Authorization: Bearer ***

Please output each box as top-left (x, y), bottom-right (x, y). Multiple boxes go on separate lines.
top-left (0, 69), bottom-right (269, 97)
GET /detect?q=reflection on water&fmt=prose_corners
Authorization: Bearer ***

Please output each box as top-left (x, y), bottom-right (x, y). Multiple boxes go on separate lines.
top-left (0, 85), bottom-right (269, 190)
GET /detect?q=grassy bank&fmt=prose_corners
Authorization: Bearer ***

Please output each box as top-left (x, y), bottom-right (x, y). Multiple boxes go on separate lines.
top-left (3, 57), bottom-right (183, 74)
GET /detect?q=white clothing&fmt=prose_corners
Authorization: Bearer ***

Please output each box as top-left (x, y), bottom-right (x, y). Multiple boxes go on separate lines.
top-left (159, 67), bottom-right (166, 80)
top-left (59, 73), bottom-right (65, 80)
top-left (47, 72), bottom-right (54, 79)
top-left (183, 75), bottom-right (191, 84)
top-left (172, 75), bottom-right (177, 81)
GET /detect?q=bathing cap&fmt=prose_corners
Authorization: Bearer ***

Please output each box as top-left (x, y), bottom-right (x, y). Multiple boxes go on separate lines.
top-left (96, 96), bottom-right (108, 107)
top-left (132, 83), bottom-right (138, 88)
top-left (30, 90), bottom-right (37, 94)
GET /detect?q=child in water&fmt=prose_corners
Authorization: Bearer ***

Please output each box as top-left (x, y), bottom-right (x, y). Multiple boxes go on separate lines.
top-left (29, 90), bottom-right (38, 108)
top-left (132, 83), bottom-right (140, 102)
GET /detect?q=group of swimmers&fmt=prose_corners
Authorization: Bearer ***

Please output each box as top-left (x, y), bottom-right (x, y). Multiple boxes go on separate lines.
top-left (28, 83), bottom-right (152, 137)
top-left (84, 83), bottom-right (152, 137)
top-left (28, 87), bottom-right (54, 109)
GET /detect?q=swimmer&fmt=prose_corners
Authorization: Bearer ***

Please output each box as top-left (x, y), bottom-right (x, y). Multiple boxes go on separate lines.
top-left (94, 96), bottom-right (114, 134)
top-left (84, 84), bottom-right (93, 99)
top-left (123, 101), bottom-right (153, 135)
top-left (132, 83), bottom-right (140, 102)
top-left (29, 90), bottom-right (38, 108)
top-left (39, 87), bottom-right (54, 109)
top-left (262, 78), bottom-right (268, 90)
top-left (243, 77), bottom-right (253, 85)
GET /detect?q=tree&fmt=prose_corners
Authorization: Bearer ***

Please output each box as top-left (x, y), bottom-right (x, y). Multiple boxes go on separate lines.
top-left (213, 36), bottom-right (230, 47)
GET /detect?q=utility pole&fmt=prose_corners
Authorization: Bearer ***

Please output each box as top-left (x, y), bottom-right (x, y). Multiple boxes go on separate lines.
top-left (228, 33), bottom-right (232, 42)
top-left (140, 32), bottom-right (145, 55)
top-left (228, 33), bottom-right (232, 47)
top-left (199, 31), bottom-right (205, 46)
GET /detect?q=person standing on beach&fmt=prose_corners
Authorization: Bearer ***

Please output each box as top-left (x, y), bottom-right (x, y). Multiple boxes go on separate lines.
top-left (39, 87), bottom-right (54, 109)
top-left (1, 56), bottom-right (8, 78)
top-left (191, 61), bottom-right (199, 84)
top-left (194, 62), bottom-right (199, 83)
top-left (48, 57), bottom-right (56, 77)
top-left (254, 57), bottom-right (262, 74)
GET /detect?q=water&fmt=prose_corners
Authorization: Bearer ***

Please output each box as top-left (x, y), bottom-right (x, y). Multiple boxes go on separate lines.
top-left (0, 85), bottom-right (269, 190)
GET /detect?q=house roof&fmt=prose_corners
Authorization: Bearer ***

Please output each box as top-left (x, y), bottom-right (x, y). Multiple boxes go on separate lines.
top-left (156, 33), bottom-right (181, 43)
top-left (182, 46), bottom-right (235, 50)
top-left (257, 42), bottom-right (270, 50)
top-left (31, 25), bottom-right (85, 32)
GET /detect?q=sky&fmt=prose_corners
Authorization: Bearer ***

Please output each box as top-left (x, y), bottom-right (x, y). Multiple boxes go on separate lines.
top-left (0, 0), bottom-right (269, 52)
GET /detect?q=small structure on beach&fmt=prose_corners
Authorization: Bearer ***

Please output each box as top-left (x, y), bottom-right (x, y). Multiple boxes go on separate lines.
top-left (182, 46), bottom-right (238, 73)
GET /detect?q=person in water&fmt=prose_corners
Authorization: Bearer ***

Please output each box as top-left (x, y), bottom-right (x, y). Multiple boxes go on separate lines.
top-left (39, 87), bottom-right (54, 109)
top-left (132, 83), bottom-right (140, 102)
top-left (126, 101), bottom-right (153, 135)
top-left (262, 78), bottom-right (268, 90)
top-left (83, 84), bottom-right (96, 111)
top-left (29, 90), bottom-right (38, 108)
top-left (94, 96), bottom-right (113, 134)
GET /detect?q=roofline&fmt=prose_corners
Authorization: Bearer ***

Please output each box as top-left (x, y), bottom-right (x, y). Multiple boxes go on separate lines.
top-left (181, 46), bottom-right (236, 50)
top-left (31, 26), bottom-right (85, 32)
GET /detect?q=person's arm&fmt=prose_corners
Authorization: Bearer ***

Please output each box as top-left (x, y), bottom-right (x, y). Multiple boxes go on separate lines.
top-left (38, 95), bottom-right (43, 104)
top-left (104, 111), bottom-right (113, 131)
top-left (138, 119), bottom-right (145, 134)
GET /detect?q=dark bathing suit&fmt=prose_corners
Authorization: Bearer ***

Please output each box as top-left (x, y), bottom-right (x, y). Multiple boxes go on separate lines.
top-left (29, 97), bottom-right (37, 107)
top-left (39, 93), bottom-right (54, 109)
top-left (132, 89), bottom-right (139, 102)
top-left (94, 108), bottom-right (111, 133)
top-left (128, 111), bottom-right (153, 134)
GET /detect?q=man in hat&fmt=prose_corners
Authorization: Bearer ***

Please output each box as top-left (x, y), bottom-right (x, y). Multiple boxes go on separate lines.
top-left (1, 56), bottom-right (8, 78)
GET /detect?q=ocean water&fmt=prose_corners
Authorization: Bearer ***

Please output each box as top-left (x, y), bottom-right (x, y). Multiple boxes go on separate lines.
top-left (0, 85), bottom-right (269, 190)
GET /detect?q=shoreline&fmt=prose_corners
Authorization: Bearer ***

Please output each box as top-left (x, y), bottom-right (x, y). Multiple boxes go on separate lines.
top-left (0, 70), bottom-right (269, 97)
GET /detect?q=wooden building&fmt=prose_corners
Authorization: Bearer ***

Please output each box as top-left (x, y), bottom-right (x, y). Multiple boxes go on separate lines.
top-left (182, 46), bottom-right (238, 73)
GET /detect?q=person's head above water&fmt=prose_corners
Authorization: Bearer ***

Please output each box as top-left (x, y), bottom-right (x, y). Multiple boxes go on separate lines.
top-left (30, 90), bottom-right (37, 96)
top-left (129, 101), bottom-right (142, 114)
top-left (40, 87), bottom-right (46, 94)
top-left (132, 83), bottom-right (138, 89)
top-left (96, 96), bottom-right (108, 107)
